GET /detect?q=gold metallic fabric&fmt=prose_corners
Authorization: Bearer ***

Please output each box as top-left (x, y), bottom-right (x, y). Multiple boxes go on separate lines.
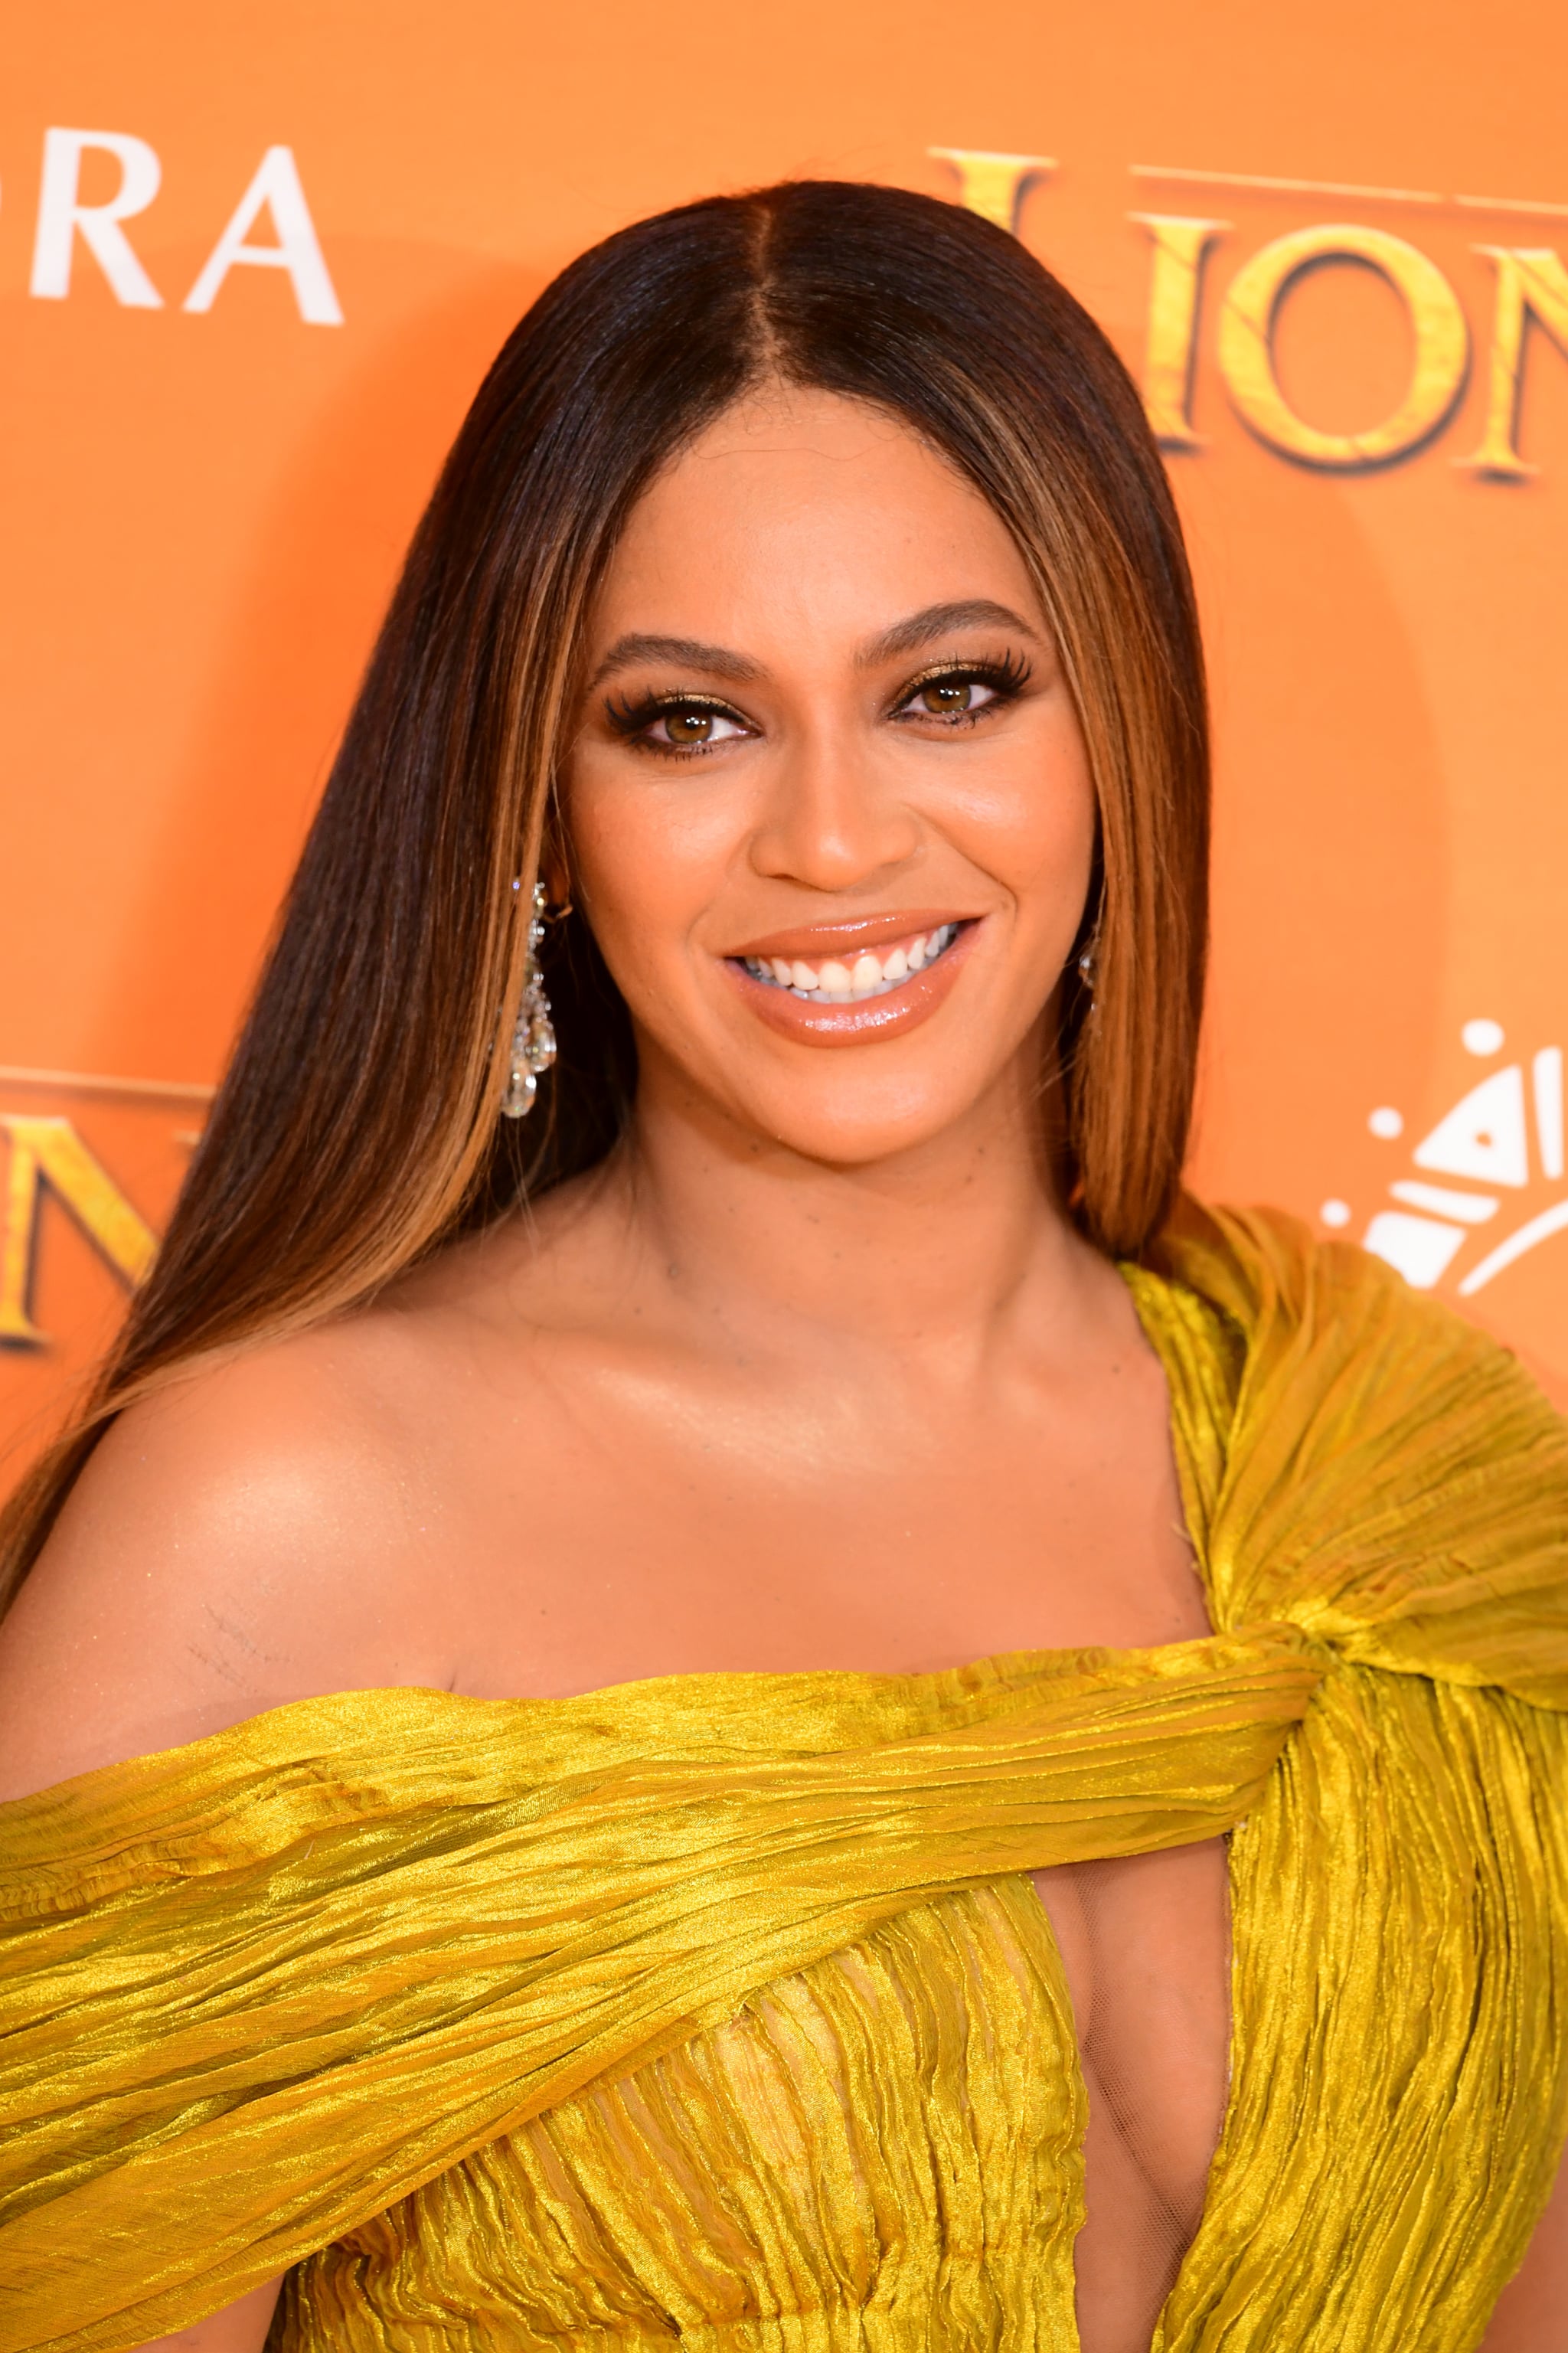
top-left (1, 1207), bottom-right (1566, 2353)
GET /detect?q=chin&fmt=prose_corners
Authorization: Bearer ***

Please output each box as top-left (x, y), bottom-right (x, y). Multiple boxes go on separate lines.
top-left (739, 1081), bottom-right (989, 1169)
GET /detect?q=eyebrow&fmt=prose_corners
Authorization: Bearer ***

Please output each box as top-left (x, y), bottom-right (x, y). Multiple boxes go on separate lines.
top-left (587, 600), bottom-right (1042, 694)
top-left (589, 633), bottom-right (765, 689)
top-left (856, 600), bottom-right (1043, 667)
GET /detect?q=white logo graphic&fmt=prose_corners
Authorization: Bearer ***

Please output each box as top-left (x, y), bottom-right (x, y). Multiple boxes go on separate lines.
top-left (1321, 1021), bottom-right (1566, 1294)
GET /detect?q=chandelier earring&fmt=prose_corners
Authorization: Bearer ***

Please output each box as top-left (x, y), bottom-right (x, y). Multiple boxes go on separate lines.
top-left (501, 881), bottom-right (559, 1119)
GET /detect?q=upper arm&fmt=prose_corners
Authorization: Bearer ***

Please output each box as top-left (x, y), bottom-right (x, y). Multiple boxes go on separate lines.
top-left (1481, 2139), bottom-right (1568, 2351)
top-left (0, 1328), bottom-right (442, 1799)
top-left (128, 2279), bottom-right (283, 2353)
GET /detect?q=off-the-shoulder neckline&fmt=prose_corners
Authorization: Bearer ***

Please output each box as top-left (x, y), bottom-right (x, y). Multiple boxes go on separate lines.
top-left (2, 1262), bottom-right (1233, 1805)
top-left (0, 1624), bottom-right (1326, 1828)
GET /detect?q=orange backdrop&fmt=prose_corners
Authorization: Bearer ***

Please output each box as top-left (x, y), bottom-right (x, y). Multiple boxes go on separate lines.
top-left (4, 0), bottom-right (1566, 1478)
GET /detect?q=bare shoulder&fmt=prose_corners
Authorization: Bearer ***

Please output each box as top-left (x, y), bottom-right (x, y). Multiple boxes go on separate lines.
top-left (0, 1298), bottom-right (469, 1802)
top-left (0, 1178), bottom-right (648, 1801)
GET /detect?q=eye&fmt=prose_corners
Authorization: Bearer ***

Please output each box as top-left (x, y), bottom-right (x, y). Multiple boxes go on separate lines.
top-left (654, 705), bottom-right (743, 747)
top-left (604, 686), bottom-right (757, 753)
top-left (893, 666), bottom-right (1019, 725)
top-left (612, 696), bottom-right (753, 753)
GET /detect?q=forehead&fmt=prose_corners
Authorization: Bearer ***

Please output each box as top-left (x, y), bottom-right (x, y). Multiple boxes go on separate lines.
top-left (589, 387), bottom-right (1039, 650)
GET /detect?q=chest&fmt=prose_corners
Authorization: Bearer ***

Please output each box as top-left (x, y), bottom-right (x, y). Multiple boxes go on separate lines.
top-left (425, 1346), bottom-right (1210, 1703)
top-left (293, 1868), bottom-right (1219, 2353)
top-left (282, 1672), bottom-right (1568, 2353)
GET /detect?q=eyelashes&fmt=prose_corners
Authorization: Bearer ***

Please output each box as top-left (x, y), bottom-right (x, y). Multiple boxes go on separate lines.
top-left (603, 651), bottom-right (1034, 760)
top-left (891, 650), bottom-right (1033, 726)
top-left (604, 690), bottom-right (749, 751)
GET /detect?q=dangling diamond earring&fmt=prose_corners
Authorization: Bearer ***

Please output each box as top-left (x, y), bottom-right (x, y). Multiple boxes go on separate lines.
top-left (501, 882), bottom-right (557, 1119)
top-left (1076, 937), bottom-right (1099, 1014)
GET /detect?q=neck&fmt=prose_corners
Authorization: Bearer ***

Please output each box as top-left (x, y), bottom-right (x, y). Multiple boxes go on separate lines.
top-left (602, 1041), bottom-right (1102, 1374)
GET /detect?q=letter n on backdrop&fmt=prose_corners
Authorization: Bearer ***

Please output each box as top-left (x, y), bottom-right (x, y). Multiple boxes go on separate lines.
top-left (0, 1117), bottom-right (156, 1348)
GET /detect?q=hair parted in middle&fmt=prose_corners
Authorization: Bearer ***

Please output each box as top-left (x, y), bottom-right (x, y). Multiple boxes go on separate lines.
top-left (0, 177), bottom-right (1210, 1603)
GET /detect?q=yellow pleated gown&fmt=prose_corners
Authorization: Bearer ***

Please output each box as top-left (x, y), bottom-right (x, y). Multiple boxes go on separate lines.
top-left (2, 1208), bottom-right (1566, 2353)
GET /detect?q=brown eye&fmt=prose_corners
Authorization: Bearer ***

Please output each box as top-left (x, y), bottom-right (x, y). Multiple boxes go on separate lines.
top-left (893, 663), bottom-right (1020, 730)
top-left (919, 680), bottom-right (974, 715)
top-left (664, 708), bottom-right (716, 743)
top-left (610, 694), bottom-right (749, 754)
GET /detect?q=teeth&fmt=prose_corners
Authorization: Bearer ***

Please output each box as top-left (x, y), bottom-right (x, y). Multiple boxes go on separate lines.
top-left (740, 924), bottom-right (958, 1003)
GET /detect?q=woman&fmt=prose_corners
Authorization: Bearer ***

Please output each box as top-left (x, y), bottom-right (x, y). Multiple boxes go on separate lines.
top-left (0, 181), bottom-right (1563, 2353)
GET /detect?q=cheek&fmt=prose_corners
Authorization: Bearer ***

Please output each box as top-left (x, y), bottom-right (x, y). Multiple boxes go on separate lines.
top-left (563, 754), bottom-right (741, 966)
top-left (944, 721), bottom-right (1097, 916)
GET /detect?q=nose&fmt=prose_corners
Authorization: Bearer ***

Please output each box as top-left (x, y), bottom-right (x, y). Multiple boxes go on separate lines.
top-left (748, 727), bottom-right (923, 894)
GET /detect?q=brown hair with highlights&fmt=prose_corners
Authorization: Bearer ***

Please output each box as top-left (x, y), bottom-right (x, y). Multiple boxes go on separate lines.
top-left (0, 178), bottom-right (1209, 1608)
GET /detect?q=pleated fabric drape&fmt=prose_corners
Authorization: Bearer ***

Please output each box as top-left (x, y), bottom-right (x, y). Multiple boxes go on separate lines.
top-left (1, 1207), bottom-right (1564, 2353)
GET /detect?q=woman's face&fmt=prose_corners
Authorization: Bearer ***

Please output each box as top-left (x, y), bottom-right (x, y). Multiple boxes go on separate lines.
top-left (564, 387), bottom-right (1096, 1167)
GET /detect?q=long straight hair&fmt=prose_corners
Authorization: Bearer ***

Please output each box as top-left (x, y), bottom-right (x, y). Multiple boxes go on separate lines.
top-left (0, 180), bottom-right (1209, 1608)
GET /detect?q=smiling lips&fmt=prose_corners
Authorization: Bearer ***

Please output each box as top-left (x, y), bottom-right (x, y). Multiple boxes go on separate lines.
top-left (743, 923), bottom-right (958, 1004)
top-left (724, 916), bottom-right (976, 1045)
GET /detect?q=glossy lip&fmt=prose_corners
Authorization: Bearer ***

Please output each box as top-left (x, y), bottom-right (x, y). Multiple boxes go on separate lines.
top-left (724, 907), bottom-right (974, 962)
top-left (724, 917), bottom-right (981, 1048)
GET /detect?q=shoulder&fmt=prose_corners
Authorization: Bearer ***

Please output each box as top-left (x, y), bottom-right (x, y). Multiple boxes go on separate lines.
top-left (0, 1181), bottom-right (645, 1802)
top-left (0, 1302), bottom-right (464, 1802)
top-left (1159, 1198), bottom-right (1561, 1440)
top-left (1151, 1201), bottom-right (1568, 1704)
